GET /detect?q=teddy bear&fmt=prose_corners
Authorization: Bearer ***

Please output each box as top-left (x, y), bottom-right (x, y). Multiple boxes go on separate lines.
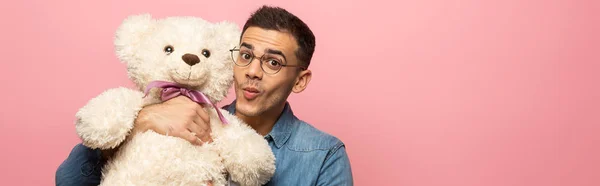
top-left (74, 14), bottom-right (275, 186)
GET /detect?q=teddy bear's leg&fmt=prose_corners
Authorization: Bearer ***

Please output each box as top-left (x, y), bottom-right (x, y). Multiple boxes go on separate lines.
top-left (99, 131), bottom-right (228, 186)
top-left (210, 109), bottom-right (276, 186)
top-left (75, 87), bottom-right (145, 150)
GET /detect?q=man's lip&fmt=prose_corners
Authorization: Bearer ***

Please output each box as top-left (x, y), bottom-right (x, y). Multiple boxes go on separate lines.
top-left (242, 88), bottom-right (260, 100)
top-left (243, 87), bottom-right (260, 93)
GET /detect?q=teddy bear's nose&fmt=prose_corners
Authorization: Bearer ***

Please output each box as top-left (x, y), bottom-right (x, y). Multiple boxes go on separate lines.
top-left (182, 54), bottom-right (200, 66)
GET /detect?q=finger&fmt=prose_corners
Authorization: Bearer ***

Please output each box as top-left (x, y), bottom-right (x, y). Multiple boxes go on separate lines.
top-left (192, 119), bottom-right (213, 143)
top-left (201, 132), bottom-right (213, 144)
top-left (197, 129), bottom-right (212, 144)
top-left (187, 120), bottom-right (204, 137)
top-left (195, 105), bottom-right (210, 124)
top-left (180, 129), bottom-right (203, 145)
top-left (192, 114), bottom-right (210, 129)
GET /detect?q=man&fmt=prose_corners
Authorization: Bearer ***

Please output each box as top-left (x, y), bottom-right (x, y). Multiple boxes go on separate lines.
top-left (56, 5), bottom-right (353, 186)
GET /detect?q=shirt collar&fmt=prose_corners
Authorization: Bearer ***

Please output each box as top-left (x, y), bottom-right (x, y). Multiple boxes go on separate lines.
top-left (224, 100), bottom-right (295, 149)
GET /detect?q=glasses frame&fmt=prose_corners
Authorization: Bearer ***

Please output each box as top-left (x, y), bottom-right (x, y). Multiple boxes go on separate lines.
top-left (229, 47), bottom-right (306, 74)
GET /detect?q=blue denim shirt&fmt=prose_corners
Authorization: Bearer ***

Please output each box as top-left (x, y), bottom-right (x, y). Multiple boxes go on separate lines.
top-left (56, 101), bottom-right (353, 185)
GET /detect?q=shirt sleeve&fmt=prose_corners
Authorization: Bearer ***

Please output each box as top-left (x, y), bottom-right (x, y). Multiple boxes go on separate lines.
top-left (55, 143), bottom-right (104, 186)
top-left (317, 144), bottom-right (354, 186)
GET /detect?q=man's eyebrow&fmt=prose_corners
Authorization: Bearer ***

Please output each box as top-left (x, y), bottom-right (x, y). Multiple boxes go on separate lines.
top-left (266, 49), bottom-right (287, 61)
top-left (266, 49), bottom-right (285, 58)
top-left (266, 49), bottom-right (284, 56)
top-left (240, 42), bottom-right (253, 49)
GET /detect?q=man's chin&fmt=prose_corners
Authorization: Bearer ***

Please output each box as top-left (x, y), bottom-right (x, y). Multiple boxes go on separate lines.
top-left (236, 101), bottom-right (262, 117)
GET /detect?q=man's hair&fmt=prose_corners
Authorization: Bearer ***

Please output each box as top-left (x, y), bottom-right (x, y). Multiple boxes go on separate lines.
top-left (242, 5), bottom-right (316, 68)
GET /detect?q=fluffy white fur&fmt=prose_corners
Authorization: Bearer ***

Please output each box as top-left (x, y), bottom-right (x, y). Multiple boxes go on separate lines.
top-left (75, 14), bottom-right (275, 186)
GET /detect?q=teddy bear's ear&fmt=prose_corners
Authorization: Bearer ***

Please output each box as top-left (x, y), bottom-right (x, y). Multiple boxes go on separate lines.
top-left (214, 21), bottom-right (242, 48)
top-left (114, 14), bottom-right (154, 63)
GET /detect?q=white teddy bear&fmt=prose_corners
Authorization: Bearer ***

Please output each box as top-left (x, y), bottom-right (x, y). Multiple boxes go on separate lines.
top-left (74, 14), bottom-right (275, 186)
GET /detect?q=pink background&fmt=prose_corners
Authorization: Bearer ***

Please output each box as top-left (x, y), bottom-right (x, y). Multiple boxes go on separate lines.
top-left (1, 0), bottom-right (598, 185)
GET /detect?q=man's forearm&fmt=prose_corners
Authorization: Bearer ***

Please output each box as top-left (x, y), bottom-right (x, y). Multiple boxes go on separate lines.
top-left (56, 144), bottom-right (104, 186)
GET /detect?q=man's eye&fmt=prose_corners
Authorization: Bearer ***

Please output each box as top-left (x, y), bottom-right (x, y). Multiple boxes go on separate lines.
top-left (268, 59), bottom-right (281, 67)
top-left (241, 53), bottom-right (252, 60)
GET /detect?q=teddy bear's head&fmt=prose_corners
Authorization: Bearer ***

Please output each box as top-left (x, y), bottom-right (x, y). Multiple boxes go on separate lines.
top-left (114, 14), bottom-right (240, 103)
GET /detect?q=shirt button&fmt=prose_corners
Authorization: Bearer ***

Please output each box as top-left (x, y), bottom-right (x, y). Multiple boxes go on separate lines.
top-left (80, 161), bottom-right (95, 177)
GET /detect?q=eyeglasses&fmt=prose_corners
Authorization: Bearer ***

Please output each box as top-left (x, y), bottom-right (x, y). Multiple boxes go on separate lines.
top-left (229, 47), bottom-right (306, 74)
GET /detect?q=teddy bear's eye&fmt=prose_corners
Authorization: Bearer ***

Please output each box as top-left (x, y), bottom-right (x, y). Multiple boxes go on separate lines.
top-left (164, 46), bottom-right (174, 55)
top-left (202, 49), bottom-right (211, 58)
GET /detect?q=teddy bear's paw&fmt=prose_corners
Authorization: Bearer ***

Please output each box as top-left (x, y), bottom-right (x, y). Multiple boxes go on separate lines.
top-left (216, 122), bottom-right (276, 186)
top-left (75, 87), bottom-right (144, 149)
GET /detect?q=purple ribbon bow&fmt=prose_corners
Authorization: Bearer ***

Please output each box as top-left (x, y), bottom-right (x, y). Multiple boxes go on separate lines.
top-left (143, 80), bottom-right (228, 124)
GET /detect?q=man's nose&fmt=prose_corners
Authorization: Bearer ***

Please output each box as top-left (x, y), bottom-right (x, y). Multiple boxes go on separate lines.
top-left (245, 58), bottom-right (263, 80)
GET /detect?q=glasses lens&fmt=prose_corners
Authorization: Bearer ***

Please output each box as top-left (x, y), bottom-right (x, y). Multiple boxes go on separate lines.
top-left (261, 58), bottom-right (283, 74)
top-left (231, 50), bottom-right (250, 66)
top-left (231, 48), bottom-right (286, 74)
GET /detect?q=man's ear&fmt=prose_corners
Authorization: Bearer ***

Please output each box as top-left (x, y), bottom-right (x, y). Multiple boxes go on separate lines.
top-left (114, 14), bottom-right (154, 63)
top-left (293, 69), bottom-right (312, 93)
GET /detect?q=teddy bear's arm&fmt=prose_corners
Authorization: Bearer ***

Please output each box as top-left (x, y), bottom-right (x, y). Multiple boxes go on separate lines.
top-left (75, 87), bottom-right (145, 150)
top-left (213, 113), bottom-right (276, 186)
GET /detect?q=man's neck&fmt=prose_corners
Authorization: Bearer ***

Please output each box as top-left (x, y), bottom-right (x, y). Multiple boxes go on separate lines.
top-left (235, 102), bottom-right (286, 136)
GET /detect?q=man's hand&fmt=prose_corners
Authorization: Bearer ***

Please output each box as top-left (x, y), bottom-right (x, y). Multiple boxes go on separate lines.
top-left (132, 96), bottom-right (213, 145)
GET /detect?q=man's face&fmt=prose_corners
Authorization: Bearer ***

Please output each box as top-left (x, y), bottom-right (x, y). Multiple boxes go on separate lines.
top-left (233, 27), bottom-right (304, 117)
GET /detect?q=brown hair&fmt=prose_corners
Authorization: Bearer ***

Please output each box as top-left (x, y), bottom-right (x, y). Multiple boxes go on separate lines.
top-left (242, 5), bottom-right (316, 68)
